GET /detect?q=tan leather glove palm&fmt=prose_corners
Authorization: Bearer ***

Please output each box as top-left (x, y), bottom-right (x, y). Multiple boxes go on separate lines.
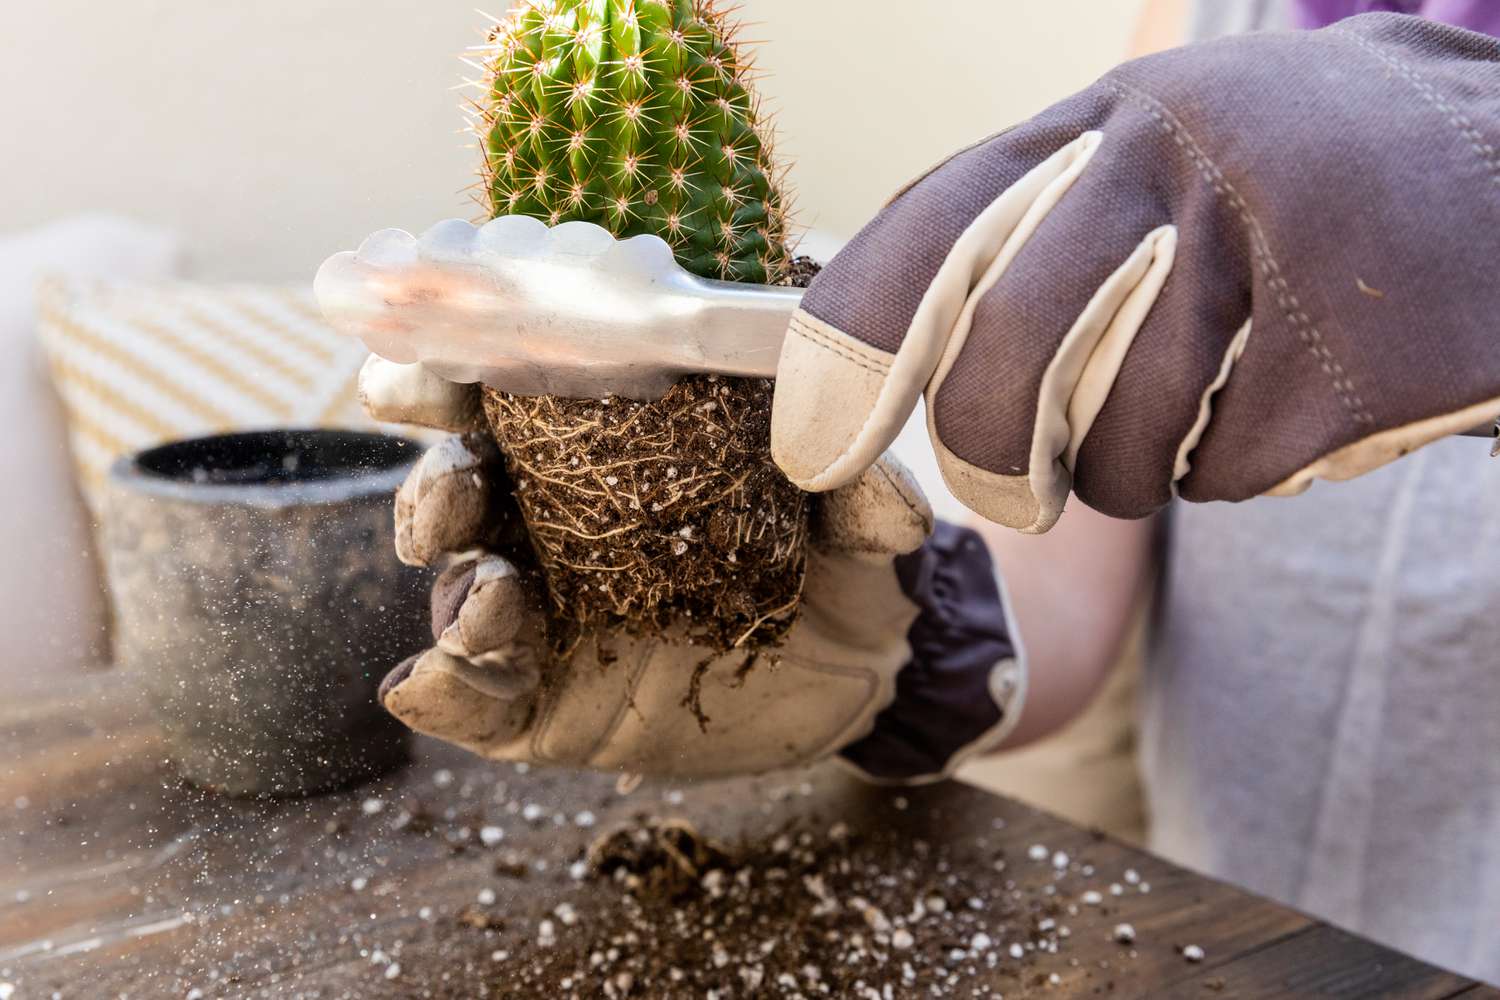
top-left (363, 358), bottom-right (1021, 782)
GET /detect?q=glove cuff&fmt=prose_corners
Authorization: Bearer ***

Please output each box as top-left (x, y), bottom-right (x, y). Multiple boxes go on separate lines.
top-left (838, 521), bottom-right (1027, 785)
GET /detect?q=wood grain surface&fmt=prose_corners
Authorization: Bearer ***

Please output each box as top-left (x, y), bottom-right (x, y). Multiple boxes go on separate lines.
top-left (2, 672), bottom-right (1494, 999)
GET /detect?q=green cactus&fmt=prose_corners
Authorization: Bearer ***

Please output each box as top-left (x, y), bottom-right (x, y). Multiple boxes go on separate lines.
top-left (471, 0), bottom-right (790, 283)
top-left (467, 0), bottom-right (808, 655)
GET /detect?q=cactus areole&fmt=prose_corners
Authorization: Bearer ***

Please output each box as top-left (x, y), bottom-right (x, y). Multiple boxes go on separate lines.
top-left (473, 0), bottom-right (810, 654)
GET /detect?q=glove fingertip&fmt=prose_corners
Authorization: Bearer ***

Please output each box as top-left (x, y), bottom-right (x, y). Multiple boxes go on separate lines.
top-left (360, 356), bottom-right (483, 431)
top-left (772, 310), bottom-right (914, 493)
top-left (814, 453), bottom-right (933, 556)
top-left (459, 559), bottom-right (532, 649)
top-left (431, 561), bottom-right (479, 642)
top-left (375, 648), bottom-right (534, 754)
top-left (432, 555), bottom-right (535, 656)
top-left (378, 653), bottom-right (422, 707)
top-left (403, 436), bottom-right (506, 561)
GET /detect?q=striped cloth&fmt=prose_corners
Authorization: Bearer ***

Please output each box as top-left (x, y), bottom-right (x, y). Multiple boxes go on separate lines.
top-left (37, 277), bottom-right (380, 510)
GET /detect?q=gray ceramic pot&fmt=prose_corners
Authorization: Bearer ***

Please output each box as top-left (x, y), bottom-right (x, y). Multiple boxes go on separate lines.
top-left (104, 429), bottom-right (429, 797)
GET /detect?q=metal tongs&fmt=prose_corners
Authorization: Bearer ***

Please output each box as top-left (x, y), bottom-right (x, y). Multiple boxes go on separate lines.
top-left (315, 215), bottom-right (803, 401)
top-left (316, 215), bottom-right (1500, 448)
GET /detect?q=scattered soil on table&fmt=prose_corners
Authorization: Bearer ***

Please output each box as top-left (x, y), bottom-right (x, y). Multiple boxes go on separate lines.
top-left (478, 813), bottom-right (1091, 999)
top-left (586, 817), bottom-right (734, 903)
top-left (483, 259), bottom-right (822, 656)
top-left (294, 779), bottom-right (1159, 999)
top-left (9, 750), bottom-right (1173, 999)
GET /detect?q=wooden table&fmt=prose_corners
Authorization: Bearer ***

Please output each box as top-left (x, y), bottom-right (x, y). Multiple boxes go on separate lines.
top-left (3, 671), bottom-right (1496, 999)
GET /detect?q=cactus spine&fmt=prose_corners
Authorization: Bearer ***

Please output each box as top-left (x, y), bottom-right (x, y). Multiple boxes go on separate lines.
top-left (470, 0), bottom-right (790, 283)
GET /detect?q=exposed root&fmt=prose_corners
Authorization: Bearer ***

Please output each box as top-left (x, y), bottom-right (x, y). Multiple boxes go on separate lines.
top-left (681, 652), bottom-right (719, 734)
top-left (485, 374), bottom-right (808, 653)
top-left (678, 647), bottom-right (769, 733)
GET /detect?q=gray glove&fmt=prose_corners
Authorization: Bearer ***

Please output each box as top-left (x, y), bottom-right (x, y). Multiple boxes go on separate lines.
top-left (363, 358), bottom-right (1026, 784)
top-left (772, 14), bottom-right (1500, 532)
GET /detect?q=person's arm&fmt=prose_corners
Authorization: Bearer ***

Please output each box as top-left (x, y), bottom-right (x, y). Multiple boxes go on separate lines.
top-left (976, 506), bottom-right (1156, 749)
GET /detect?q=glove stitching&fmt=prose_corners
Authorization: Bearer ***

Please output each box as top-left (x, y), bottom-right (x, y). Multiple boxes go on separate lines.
top-left (791, 313), bottom-right (894, 373)
top-left (789, 312), bottom-right (893, 376)
top-left (774, 647), bottom-right (888, 765)
top-left (872, 457), bottom-right (927, 524)
top-left (1332, 25), bottom-right (1500, 187)
top-left (1106, 78), bottom-right (1376, 427)
top-left (527, 642), bottom-right (656, 766)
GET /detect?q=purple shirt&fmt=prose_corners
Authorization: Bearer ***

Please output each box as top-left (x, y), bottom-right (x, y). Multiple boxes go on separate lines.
top-left (1294, 0), bottom-right (1500, 35)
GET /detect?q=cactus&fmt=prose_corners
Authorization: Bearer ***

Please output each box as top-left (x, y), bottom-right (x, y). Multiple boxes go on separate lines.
top-left (470, 0), bottom-right (791, 283)
top-left (466, 0), bottom-right (809, 657)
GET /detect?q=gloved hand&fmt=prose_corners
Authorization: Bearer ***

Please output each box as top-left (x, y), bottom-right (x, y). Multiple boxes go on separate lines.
top-left (772, 14), bottom-right (1500, 532)
top-left (362, 357), bottom-right (1025, 783)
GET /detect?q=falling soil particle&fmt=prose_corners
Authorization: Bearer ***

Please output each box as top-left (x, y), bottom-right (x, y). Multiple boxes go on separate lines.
top-left (456, 906), bottom-right (507, 931)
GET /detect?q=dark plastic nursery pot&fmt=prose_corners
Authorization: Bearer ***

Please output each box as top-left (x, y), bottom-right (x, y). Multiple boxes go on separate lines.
top-left (103, 429), bottom-right (429, 797)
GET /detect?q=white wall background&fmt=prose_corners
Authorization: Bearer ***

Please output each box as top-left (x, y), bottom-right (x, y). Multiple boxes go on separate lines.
top-left (1, 1), bottom-right (1143, 280)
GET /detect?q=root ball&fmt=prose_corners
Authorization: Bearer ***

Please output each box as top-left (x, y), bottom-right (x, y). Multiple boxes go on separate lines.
top-left (484, 374), bottom-right (808, 652)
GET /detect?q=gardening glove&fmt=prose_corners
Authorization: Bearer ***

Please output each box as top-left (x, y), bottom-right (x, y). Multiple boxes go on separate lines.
top-left (772, 14), bottom-right (1500, 533)
top-left (361, 357), bottom-right (1025, 784)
